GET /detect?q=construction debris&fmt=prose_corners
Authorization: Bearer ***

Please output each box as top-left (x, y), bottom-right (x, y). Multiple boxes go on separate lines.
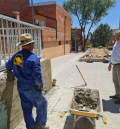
top-left (71, 88), bottom-right (99, 112)
top-left (79, 48), bottom-right (111, 62)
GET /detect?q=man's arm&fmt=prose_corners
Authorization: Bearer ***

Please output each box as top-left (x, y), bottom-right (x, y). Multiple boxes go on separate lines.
top-left (108, 62), bottom-right (112, 71)
top-left (5, 56), bottom-right (14, 70)
top-left (32, 58), bottom-right (44, 89)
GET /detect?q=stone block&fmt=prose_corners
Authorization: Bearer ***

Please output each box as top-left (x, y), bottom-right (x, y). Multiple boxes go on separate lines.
top-left (0, 58), bottom-right (52, 128)
top-left (0, 71), bottom-right (22, 129)
top-left (40, 58), bottom-right (52, 93)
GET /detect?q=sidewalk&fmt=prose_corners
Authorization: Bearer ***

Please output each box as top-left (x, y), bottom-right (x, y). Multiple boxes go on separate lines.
top-left (15, 52), bottom-right (120, 129)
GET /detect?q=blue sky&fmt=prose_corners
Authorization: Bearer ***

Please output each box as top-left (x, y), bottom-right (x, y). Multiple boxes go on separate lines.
top-left (31, 0), bottom-right (120, 34)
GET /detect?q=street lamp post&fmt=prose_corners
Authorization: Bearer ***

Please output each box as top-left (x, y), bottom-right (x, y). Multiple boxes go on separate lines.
top-left (31, 0), bottom-right (34, 24)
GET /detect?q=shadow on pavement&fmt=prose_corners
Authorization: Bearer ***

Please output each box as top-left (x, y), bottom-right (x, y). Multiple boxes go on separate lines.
top-left (71, 51), bottom-right (85, 54)
top-left (102, 99), bottom-right (120, 113)
top-left (63, 115), bottom-right (95, 129)
top-left (63, 115), bottom-right (74, 129)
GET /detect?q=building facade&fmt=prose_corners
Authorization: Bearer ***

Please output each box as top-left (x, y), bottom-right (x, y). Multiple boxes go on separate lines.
top-left (108, 20), bottom-right (120, 48)
top-left (0, 1), bottom-right (71, 58)
top-left (71, 28), bottom-right (90, 51)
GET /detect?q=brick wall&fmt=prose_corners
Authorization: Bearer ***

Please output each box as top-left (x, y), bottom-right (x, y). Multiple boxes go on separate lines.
top-left (56, 3), bottom-right (71, 41)
top-left (0, 0), bottom-right (29, 19)
top-left (41, 29), bottom-right (56, 42)
top-left (34, 4), bottom-right (56, 19)
top-left (23, 4), bottom-right (56, 28)
top-left (109, 35), bottom-right (116, 46)
top-left (34, 14), bottom-right (56, 30)
top-left (73, 29), bottom-right (82, 37)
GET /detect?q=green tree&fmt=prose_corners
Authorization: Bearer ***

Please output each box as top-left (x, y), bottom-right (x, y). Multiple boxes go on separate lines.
top-left (90, 23), bottom-right (113, 47)
top-left (90, 31), bottom-right (98, 48)
top-left (63, 0), bottom-right (116, 51)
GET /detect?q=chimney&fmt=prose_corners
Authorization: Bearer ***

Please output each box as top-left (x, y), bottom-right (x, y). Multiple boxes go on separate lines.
top-left (12, 11), bottom-right (20, 20)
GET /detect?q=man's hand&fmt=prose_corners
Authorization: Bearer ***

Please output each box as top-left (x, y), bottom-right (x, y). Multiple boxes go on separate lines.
top-left (38, 87), bottom-right (44, 91)
top-left (40, 87), bottom-right (44, 91)
top-left (108, 63), bottom-right (112, 71)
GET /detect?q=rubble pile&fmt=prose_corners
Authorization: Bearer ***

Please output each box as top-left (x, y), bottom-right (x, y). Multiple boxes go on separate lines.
top-left (79, 48), bottom-right (111, 62)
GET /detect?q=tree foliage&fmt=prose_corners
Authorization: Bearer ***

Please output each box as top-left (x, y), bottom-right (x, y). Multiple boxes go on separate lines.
top-left (90, 23), bottom-right (113, 47)
top-left (63, 0), bottom-right (116, 51)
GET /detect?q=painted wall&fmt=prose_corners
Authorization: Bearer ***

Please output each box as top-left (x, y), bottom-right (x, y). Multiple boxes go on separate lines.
top-left (43, 41), bottom-right (70, 58)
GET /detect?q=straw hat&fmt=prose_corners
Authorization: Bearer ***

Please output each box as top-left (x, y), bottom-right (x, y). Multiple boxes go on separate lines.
top-left (16, 33), bottom-right (35, 46)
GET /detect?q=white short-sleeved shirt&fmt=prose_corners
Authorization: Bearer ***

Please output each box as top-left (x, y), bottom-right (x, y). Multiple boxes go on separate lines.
top-left (110, 41), bottom-right (120, 64)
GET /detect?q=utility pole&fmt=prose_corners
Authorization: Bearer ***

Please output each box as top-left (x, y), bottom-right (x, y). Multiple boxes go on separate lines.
top-left (31, 0), bottom-right (34, 24)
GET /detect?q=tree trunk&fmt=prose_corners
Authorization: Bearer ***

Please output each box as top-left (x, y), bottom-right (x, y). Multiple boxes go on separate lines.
top-left (82, 32), bottom-right (85, 51)
top-left (80, 27), bottom-right (83, 51)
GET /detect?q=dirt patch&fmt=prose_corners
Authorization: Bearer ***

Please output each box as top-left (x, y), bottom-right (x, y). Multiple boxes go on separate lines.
top-left (79, 48), bottom-right (111, 62)
top-left (71, 88), bottom-right (99, 112)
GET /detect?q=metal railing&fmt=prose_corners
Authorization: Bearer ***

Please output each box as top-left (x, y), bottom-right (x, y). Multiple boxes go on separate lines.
top-left (0, 14), bottom-right (41, 70)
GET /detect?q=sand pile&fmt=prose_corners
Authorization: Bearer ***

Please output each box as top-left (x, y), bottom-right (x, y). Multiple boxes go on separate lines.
top-left (71, 88), bottom-right (99, 112)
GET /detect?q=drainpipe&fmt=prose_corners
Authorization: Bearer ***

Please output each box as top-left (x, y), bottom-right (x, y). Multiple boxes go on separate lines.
top-left (64, 16), bottom-right (66, 55)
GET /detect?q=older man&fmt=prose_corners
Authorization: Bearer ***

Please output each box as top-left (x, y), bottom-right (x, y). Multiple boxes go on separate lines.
top-left (108, 32), bottom-right (120, 104)
top-left (5, 33), bottom-right (49, 129)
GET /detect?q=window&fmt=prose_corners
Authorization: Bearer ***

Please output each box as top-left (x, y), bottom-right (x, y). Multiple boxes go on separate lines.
top-left (109, 40), bottom-right (111, 43)
top-left (39, 19), bottom-right (45, 27)
top-left (66, 41), bottom-right (68, 44)
top-left (35, 19), bottom-right (39, 25)
top-left (35, 19), bottom-right (46, 27)
top-left (112, 40), bottom-right (114, 43)
top-left (59, 41), bottom-right (61, 45)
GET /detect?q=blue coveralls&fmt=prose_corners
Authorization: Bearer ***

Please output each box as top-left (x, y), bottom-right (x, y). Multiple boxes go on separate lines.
top-left (5, 49), bottom-right (47, 129)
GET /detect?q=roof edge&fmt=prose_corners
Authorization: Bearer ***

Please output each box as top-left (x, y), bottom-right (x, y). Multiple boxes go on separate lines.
top-left (56, 2), bottom-right (71, 17)
top-left (30, 1), bottom-right (56, 6)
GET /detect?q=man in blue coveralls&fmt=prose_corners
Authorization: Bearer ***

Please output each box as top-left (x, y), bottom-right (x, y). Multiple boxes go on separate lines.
top-left (5, 33), bottom-right (49, 129)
